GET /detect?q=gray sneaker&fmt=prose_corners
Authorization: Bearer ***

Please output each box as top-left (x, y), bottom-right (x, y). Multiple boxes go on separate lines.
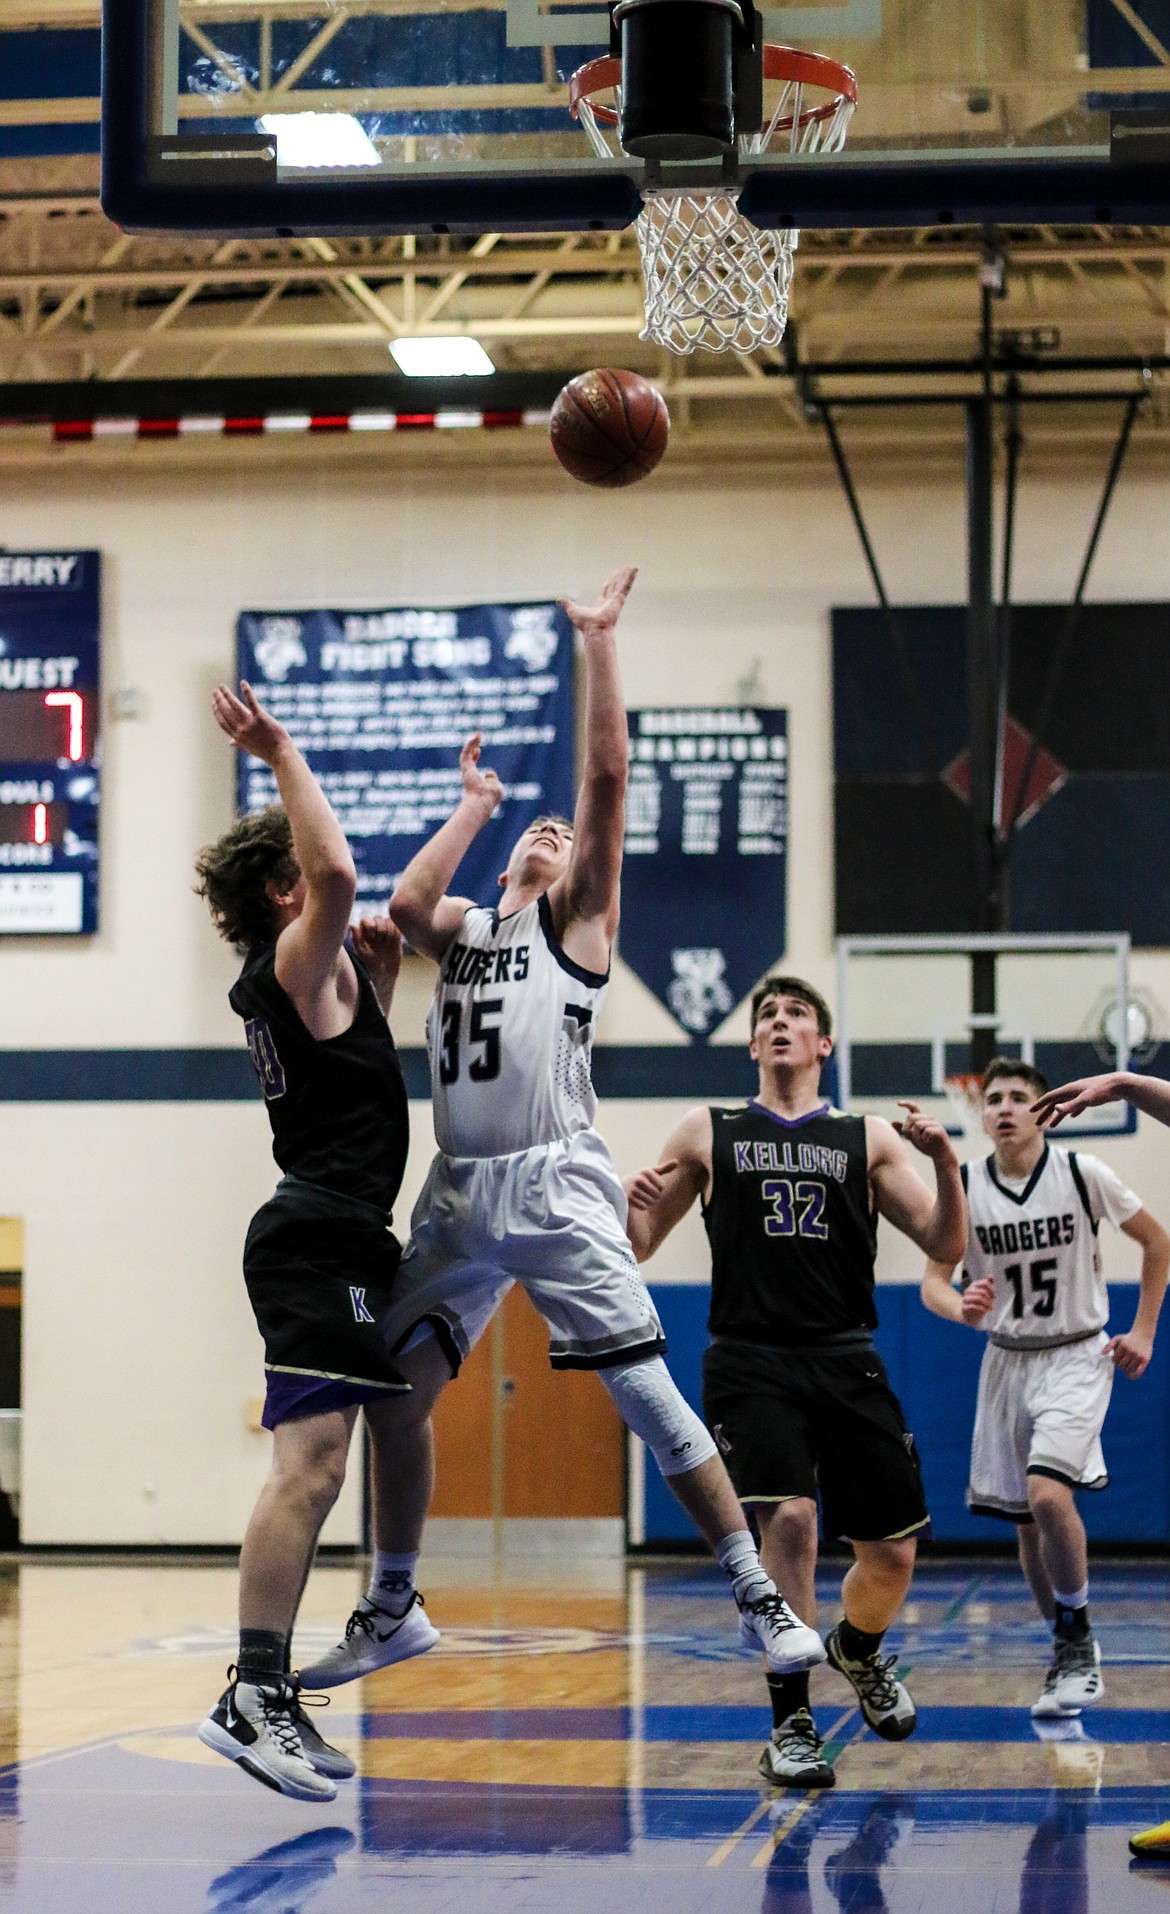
top-left (758, 1708), bottom-right (836, 1788)
top-left (298, 1591), bottom-right (440, 1690)
top-left (824, 1625), bottom-right (917, 1741)
top-left (198, 1672), bottom-right (337, 1801)
top-left (291, 1690), bottom-right (356, 1779)
top-left (1031, 1634), bottom-right (1104, 1718)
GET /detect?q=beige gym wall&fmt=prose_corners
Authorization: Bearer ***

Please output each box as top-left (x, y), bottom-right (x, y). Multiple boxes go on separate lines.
top-left (0, 455), bottom-right (1167, 1541)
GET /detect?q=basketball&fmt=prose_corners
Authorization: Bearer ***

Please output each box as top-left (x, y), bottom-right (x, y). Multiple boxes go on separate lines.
top-left (549, 368), bottom-right (670, 487)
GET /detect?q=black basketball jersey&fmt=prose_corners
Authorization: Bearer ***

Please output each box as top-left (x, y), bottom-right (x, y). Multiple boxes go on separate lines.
top-left (702, 1102), bottom-right (878, 1345)
top-left (230, 942), bottom-right (409, 1211)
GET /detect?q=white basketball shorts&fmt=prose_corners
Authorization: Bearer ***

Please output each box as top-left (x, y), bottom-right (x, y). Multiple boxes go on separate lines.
top-left (381, 1128), bottom-right (667, 1374)
top-left (967, 1333), bottom-right (1114, 1522)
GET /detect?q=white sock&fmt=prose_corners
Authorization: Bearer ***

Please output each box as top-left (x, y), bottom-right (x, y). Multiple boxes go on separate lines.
top-left (366, 1549), bottom-right (419, 1615)
top-left (1053, 1583), bottom-right (1089, 1613)
top-left (716, 1530), bottom-right (773, 1605)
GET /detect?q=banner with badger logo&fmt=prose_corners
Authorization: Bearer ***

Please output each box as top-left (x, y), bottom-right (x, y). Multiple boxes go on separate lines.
top-left (621, 708), bottom-right (788, 1041)
top-left (236, 601), bottom-right (574, 918)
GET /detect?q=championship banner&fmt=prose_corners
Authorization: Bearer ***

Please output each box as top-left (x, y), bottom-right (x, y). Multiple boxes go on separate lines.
top-left (621, 708), bottom-right (788, 1041)
top-left (236, 601), bottom-right (574, 915)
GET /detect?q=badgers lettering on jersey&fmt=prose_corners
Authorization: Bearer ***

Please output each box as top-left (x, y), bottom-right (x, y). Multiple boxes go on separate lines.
top-left (734, 1138), bottom-right (848, 1182)
top-left (444, 940), bottom-right (530, 987)
top-left (975, 1214), bottom-right (1075, 1257)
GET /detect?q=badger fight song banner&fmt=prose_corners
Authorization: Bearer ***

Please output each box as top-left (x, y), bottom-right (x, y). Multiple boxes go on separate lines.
top-left (236, 601), bottom-right (575, 916)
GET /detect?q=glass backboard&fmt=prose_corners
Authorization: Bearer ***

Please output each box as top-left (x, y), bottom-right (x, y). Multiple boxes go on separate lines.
top-left (836, 934), bottom-right (1141, 1140)
top-left (102, 0), bottom-right (1170, 234)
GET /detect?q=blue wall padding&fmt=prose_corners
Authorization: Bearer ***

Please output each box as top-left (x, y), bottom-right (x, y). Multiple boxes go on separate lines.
top-left (644, 1283), bottom-right (1170, 1545)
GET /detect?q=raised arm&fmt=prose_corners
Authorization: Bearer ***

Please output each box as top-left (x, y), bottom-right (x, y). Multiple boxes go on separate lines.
top-left (212, 681), bottom-right (356, 1017)
top-left (549, 568), bottom-right (636, 964)
top-left (1033, 1071), bottom-right (1170, 1130)
top-left (623, 1105), bottom-right (713, 1263)
top-left (867, 1105), bottom-right (968, 1265)
top-left (389, 734), bottom-right (502, 962)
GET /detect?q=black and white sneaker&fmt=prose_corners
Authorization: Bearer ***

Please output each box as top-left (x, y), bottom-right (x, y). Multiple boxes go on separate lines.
top-left (198, 1670), bottom-right (337, 1801)
top-left (291, 1689), bottom-right (356, 1780)
top-left (824, 1626), bottom-right (917, 1741)
top-left (738, 1588), bottom-right (826, 1674)
top-left (1031, 1634), bottom-right (1104, 1718)
top-left (758, 1708), bottom-right (836, 1789)
top-left (297, 1591), bottom-right (440, 1689)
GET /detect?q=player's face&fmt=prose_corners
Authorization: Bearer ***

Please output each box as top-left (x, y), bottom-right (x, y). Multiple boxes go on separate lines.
top-left (750, 993), bottom-right (830, 1072)
top-left (502, 817), bottom-right (573, 889)
top-left (982, 1078), bottom-right (1043, 1147)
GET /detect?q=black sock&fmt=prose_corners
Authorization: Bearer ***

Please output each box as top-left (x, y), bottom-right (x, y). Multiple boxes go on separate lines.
top-left (1054, 1602), bottom-right (1090, 1642)
top-left (237, 1627), bottom-right (287, 1686)
top-left (766, 1670), bottom-right (810, 1729)
top-left (838, 1616), bottom-right (885, 1663)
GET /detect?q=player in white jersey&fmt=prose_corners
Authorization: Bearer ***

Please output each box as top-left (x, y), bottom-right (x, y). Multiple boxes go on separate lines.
top-left (922, 1057), bottom-right (1168, 1719)
top-left (300, 568), bottom-right (823, 1692)
top-left (1030, 1066), bottom-right (1170, 1862)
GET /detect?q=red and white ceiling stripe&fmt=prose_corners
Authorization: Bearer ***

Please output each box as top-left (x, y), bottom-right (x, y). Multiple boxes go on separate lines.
top-left (50, 408), bottom-right (553, 443)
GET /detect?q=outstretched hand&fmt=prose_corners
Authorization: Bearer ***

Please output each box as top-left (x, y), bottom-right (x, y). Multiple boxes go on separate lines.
top-left (352, 914), bottom-right (403, 1003)
top-left (1031, 1074), bottom-right (1121, 1128)
top-left (560, 566), bottom-right (638, 639)
top-left (460, 733), bottom-right (504, 814)
top-left (625, 1159), bottom-right (679, 1212)
top-left (212, 680), bottom-right (291, 767)
top-left (894, 1100), bottom-right (958, 1166)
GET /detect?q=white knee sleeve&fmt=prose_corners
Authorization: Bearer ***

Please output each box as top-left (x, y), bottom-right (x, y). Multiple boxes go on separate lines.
top-left (602, 1356), bottom-right (717, 1478)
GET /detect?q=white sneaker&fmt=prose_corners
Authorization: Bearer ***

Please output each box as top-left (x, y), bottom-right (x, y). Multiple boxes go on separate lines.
top-left (758, 1708), bottom-right (836, 1788)
top-left (1031, 1634), bottom-right (1104, 1718)
top-left (737, 1587), bottom-right (826, 1673)
top-left (297, 1591), bottom-right (440, 1690)
top-left (198, 1672), bottom-right (337, 1801)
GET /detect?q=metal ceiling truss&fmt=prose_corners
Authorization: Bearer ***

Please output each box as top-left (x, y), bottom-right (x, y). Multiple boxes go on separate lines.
top-left (0, 189), bottom-right (1169, 459)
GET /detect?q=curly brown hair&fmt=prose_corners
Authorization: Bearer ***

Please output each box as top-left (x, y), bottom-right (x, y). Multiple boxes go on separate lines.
top-left (194, 807), bottom-right (299, 951)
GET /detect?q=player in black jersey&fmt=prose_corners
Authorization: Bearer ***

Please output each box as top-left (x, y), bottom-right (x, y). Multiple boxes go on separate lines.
top-left (192, 681), bottom-right (430, 1803)
top-left (625, 974), bottom-right (967, 1788)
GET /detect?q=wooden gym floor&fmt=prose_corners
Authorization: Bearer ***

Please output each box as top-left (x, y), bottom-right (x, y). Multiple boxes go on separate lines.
top-left (0, 1553), bottom-right (1167, 1910)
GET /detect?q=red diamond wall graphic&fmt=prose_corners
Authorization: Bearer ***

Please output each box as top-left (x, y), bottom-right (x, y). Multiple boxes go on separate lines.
top-left (943, 716), bottom-right (1068, 830)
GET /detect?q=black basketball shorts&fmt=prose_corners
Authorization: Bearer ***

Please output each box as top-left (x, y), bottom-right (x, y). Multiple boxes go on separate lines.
top-left (243, 1176), bottom-right (410, 1427)
top-left (702, 1336), bottom-right (930, 1544)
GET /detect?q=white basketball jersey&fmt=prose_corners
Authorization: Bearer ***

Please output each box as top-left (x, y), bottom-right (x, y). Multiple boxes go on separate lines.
top-left (962, 1145), bottom-right (1141, 1349)
top-left (426, 895), bottom-right (608, 1157)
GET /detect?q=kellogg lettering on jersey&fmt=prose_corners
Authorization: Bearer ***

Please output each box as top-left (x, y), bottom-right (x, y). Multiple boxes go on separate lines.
top-left (734, 1138), bottom-right (849, 1182)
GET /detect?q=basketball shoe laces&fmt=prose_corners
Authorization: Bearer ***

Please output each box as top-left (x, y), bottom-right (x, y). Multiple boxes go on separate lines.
top-left (742, 1589), bottom-right (803, 1633)
top-left (774, 1709), bottom-right (821, 1761)
top-left (843, 1648), bottom-right (900, 1714)
top-left (227, 1670), bottom-right (307, 1758)
top-left (343, 1596), bottom-right (412, 1645)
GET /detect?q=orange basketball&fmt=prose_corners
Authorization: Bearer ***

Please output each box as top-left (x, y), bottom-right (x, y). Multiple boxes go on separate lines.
top-left (549, 368), bottom-right (670, 488)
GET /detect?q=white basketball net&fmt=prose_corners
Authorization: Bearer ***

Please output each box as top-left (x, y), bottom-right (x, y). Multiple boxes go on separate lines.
top-left (576, 60), bottom-right (854, 355)
top-left (636, 194), bottom-right (796, 354)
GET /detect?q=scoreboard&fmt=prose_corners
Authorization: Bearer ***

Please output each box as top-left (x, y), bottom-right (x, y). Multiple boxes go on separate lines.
top-left (0, 552), bottom-right (100, 935)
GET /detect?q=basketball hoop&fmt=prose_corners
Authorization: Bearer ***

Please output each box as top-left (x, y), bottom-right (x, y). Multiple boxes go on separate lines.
top-left (569, 45), bottom-right (856, 355)
top-left (944, 1073), bottom-right (985, 1141)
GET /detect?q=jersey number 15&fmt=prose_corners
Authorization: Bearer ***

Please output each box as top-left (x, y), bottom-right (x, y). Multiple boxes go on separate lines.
top-left (439, 999), bottom-right (502, 1084)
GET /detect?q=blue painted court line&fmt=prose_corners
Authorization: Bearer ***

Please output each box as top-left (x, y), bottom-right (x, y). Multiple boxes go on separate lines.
top-left (352, 1703), bottom-right (1168, 1743)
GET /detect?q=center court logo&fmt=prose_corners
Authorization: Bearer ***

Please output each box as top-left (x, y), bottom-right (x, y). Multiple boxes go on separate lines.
top-left (504, 606), bottom-right (559, 672)
top-left (667, 948), bottom-right (734, 1036)
top-left (252, 617), bottom-right (307, 682)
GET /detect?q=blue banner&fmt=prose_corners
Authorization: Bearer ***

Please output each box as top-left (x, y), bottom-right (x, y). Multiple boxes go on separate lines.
top-left (236, 601), bottom-right (574, 915)
top-left (620, 708), bottom-right (788, 1040)
top-left (0, 550), bottom-right (100, 936)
